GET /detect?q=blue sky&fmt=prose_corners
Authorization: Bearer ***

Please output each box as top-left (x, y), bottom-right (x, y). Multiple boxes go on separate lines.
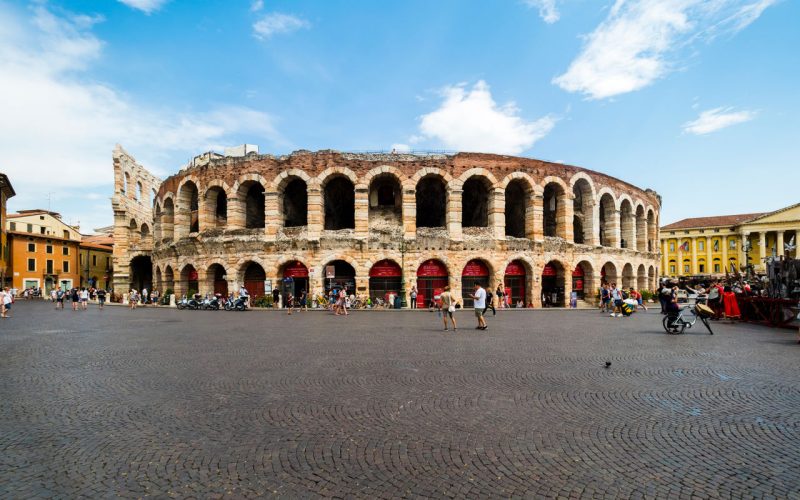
top-left (1, 0), bottom-right (797, 232)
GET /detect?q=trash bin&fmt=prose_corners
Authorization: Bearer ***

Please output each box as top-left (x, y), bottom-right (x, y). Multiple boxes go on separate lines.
top-left (394, 295), bottom-right (402, 309)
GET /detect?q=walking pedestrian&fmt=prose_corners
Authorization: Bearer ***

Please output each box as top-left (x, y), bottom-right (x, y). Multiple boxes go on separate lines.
top-left (599, 284), bottom-right (610, 312)
top-left (472, 282), bottom-right (488, 330)
top-left (142, 287), bottom-right (149, 306)
top-left (410, 285), bottom-right (418, 309)
top-left (150, 289), bottom-right (159, 307)
top-left (483, 287), bottom-right (496, 316)
top-left (55, 286), bottom-right (65, 310)
top-left (337, 287), bottom-right (348, 316)
top-left (97, 288), bottom-right (106, 310)
top-left (610, 283), bottom-right (623, 317)
top-left (70, 288), bottom-right (79, 311)
top-left (299, 289), bottom-right (308, 312)
top-left (272, 287), bottom-right (280, 308)
top-left (0, 287), bottom-right (6, 319)
top-left (1, 287), bottom-right (12, 318)
top-left (496, 284), bottom-right (506, 309)
top-left (80, 288), bottom-right (89, 310)
top-left (440, 285), bottom-right (457, 331)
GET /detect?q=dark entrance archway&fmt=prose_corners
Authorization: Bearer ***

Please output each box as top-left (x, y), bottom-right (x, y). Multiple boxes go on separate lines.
top-left (541, 261), bottom-right (565, 307)
top-left (324, 177), bottom-right (355, 230)
top-left (280, 261), bottom-right (309, 300)
top-left (130, 255), bottom-right (153, 292)
top-left (242, 262), bottom-right (266, 300)
top-left (369, 259), bottom-right (402, 305)
top-left (180, 264), bottom-right (199, 297)
top-left (207, 263), bottom-right (228, 297)
top-left (324, 260), bottom-right (356, 296)
top-left (461, 259), bottom-right (490, 307)
top-left (416, 259), bottom-right (448, 308)
top-left (504, 260), bottom-right (527, 307)
top-left (415, 176), bottom-right (446, 228)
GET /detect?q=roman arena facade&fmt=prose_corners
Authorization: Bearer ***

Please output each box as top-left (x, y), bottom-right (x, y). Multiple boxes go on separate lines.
top-left (111, 145), bottom-right (661, 307)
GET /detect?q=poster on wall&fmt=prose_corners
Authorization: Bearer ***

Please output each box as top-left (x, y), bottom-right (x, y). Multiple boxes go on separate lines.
top-left (264, 279), bottom-right (272, 294)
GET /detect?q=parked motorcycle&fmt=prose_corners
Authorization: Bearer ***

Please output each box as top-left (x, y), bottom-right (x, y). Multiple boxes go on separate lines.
top-left (177, 295), bottom-right (201, 310)
top-left (224, 296), bottom-right (248, 311)
top-left (203, 295), bottom-right (222, 310)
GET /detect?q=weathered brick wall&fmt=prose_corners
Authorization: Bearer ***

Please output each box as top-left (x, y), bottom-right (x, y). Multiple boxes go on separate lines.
top-left (114, 149), bottom-right (662, 306)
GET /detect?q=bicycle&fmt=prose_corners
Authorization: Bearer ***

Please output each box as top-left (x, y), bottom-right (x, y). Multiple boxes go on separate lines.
top-left (662, 304), bottom-right (714, 335)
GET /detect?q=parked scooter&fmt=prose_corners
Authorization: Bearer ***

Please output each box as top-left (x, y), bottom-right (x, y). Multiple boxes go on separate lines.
top-left (224, 295), bottom-right (248, 311)
top-left (177, 294), bottom-right (202, 310)
top-left (203, 294), bottom-right (222, 310)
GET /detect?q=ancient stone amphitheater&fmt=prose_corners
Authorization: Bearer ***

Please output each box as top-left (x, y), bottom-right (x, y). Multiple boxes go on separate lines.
top-left (111, 145), bottom-right (661, 307)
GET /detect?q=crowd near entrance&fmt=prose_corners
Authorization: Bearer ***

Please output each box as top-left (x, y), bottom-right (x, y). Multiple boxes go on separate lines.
top-left (461, 259), bottom-right (490, 307)
top-left (368, 259), bottom-right (402, 304)
top-left (504, 260), bottom-right (526, 306)
top-left (416, 259), bottom-right (448, 308)
top-left (324, 260), bottom-right (356, 296)
top-left (541, 261), bottom-right (565, 307)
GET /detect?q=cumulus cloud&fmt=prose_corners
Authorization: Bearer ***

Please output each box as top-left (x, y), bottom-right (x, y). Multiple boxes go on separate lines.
top-left (524, 0), bottom-right (560, 23)
top-left (117, 0), bottom-right (170, 14)
top-left (553, 0), bottom-right (778, 100)
top-left (682, 107), bottom-right (756, 135)
top-left (253, 13), bottom-right (310, 40)
top-left (0, 3), bottom-right (285, 231)
top-left (407, 81), bottom-right (555, 155)
top-left (250, 0), bottom-right (264, 13)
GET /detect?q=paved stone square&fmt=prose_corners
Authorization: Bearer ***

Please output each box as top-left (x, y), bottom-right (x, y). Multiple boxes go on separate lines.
top-left (1, 301), bottom-right (799, 498)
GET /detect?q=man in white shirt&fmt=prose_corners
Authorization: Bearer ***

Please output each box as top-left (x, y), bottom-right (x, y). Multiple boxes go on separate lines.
top-left (472, 283), bottom-right (488, 330)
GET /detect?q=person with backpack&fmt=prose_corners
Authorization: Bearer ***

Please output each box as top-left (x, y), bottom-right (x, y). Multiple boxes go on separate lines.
top-left (96, 288), bottom-right (107, 310)
top-left (483, 288), bottom-right (496, 316)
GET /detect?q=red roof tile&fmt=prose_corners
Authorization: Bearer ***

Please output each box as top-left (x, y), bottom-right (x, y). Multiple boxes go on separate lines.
top-left (661, 213), bottom-right (765, 231)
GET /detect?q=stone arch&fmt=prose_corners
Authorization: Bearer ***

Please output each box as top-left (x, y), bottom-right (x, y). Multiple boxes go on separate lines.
top-left (637, 263), bottom-right (647, 290)
top-left (646, 208), bottom-right (657, 252)
top-left (163, 265), bottom-right (175, 293)
top-left (238, 260), bottom-right (268, 300)
top-left (317, 167), bottom-right (358, 188)
top-left (128, 218), bottom-right (140, 247)
top-left (619, 198), bottom-right (635, 250)
top-left (541, 259), bottom-right (568, 307)
top-left (321, 258), bottom-right (358, 296)
top-left (280, 177), bottom-right (308, 228)
top-left (457, 168), bottom-right (499, 187)
top-left (601, 261), bottom-right (618, 285)
top-left (501, 254), bottom-right (536, 306)
top-left (598, 190), bottom-right (618, 247)
top-left (178, 263), bottom-right (199, 297)
top-left (234, 176), bottom-right (266, 229)
top-left (322, 174), bottom-right (355, 230)
top-left (622, 263), bottom-right (635, 289)
top-left (362, 165), bottom-right (407, 188)
top-left (161, 197), bottom-right (175, 241)
top-left (409, 167), bottom-right (455, 186)
top-left (176, 179), bottom-right (200, 235)
top-left (136, 181), bottom-right (142, 201)
top-left (504, 177), bottom-right (534, 239)
top-left (204, 261), bottom-right (229, 297)
top-left (541, 177), bottom-right (569, 239)
top-left (460, 257), bottom-right (494, 307)
top-left (415, 173), bottom-right (448, 229)
top-left (140, 223), bottom-right (150, 245)
top-left (124, 171), bottom-right (131, 196)
top-left (571, 177), bottom-right (595, 245)
top-left (635, 203), bottom-right (647, 252)
top-left (648, 265), bottom-right (657, 290)
top-left (572, 260), bottom-right (595, 302)
top-left (203, 182), bottom-right (229, 230)
top-left (368, 171), bottom-right (403, 228)
top-left (271, 168), bottom-right (313, 191)
top-left (461, 175), bottom-right (493, 228)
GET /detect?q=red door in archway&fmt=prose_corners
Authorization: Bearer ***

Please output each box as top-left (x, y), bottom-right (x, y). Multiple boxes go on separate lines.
top-left (416, 259), bottom-right (448, 308)
top-left (504, 260), bottom-right (526, 307)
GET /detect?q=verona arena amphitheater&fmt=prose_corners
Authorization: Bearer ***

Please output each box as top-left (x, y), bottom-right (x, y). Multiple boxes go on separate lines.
top-left (111, 145), bottom-right (661, 308)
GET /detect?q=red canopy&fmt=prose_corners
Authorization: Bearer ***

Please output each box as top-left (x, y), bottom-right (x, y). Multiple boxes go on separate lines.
top-left (462, 259), bottom-right (489, 277)
top-left (283, 261), bottom-right (309, 278)
top-left (542, 263), bottom-right (557, 277)
top-left (504, 261), bottom-right (526, 276)
top-left (417, 259), bottom-right (448, 277)
top-left (370, 259), bottom-right (402, 277)
top-left (572, 264), bottom-right (585, 277)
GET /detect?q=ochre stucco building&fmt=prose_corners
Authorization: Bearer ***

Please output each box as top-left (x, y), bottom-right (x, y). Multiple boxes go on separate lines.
top-left (660, 203), bottom-right (800, 278)
top-left (111, 145), bottom-right (662, 307)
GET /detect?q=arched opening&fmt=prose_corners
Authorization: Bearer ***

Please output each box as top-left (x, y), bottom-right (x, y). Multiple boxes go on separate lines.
top-left (368, 259), bottom-right (402, 304)
top-left (178, 181), bottom-right (200, 234)
top-left (279, 261), bottom-right (309, 300)
top-left (205, 186), bottom-right (228, 229)
top-left (505, 180), bottom-right (529, 238)
top-left (622, 263), bottom-right (635, 289)
top-left (648, 265), bottom-right (656, 290)
top-left (162, 199), bottom-right (175, 240)
top-left (238, 181), bottom-right (265, 229)
top-left (282, 179), bottom-right (308, 227)
top-left (164, 266), bottom-right (175, 293)
top-left (369, 174), bottom-right (402, 228)
top-left (635, 205), bottom-right (647, 252)
top-left (207, 263), bottom-right (228, 297)
top-left (573, 261), bottom-right (594, 300)
top-left (242, 262), bottom-right (266, 300)
top-left (669, 259), bottom-right (677, 276)
top-left (323, 177), bottom-right (355, 230)
top-left (123, 172), bottom-right (130, 195)
top-left (416, 259), bottom-right (449, 308)
top-left (461, 259), bottom-right (491, 307)
top-left (140, 223), bottom-right (150, 243)
top-left (129, 255), bottom-right (152, 292)
top-left (128, 219), bottom-right (140, 247)
top-left (323, 260), bottom-right (356, 296)
top-left (637, 264), bottom-right (647, 291)
top-left (180, 264), bottom-right (199, 297)
top-left (462, 177), bottom-right (489, 228)
top-left (601, 262), bottom-right (618, 286)
top-left (543, 183), bottom-right (565, 238)
top-left (504, 260), bottom-right (527, 307)
top-left (572, 179), bottom-right (593, 244)
top-left (620, 200), bottom-right (634, 249)
top-left (416, 175), bottom-right (447, 228)
top-left (136, 181), bottom-right (142, 202)
top-left (155, 267), bottom-right (162, 292)
top-left (541, 261), bottom-right (565, 307)
top-left (647, 209), bottom-right (657, 252)
top-left (599, 194), bottom-right (617, 247)
top-left (153, 202), bottom-right (162, 241)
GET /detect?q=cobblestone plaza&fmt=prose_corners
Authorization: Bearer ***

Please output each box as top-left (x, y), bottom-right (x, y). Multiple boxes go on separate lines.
top-left (1, 303), bottom-right (799, 498)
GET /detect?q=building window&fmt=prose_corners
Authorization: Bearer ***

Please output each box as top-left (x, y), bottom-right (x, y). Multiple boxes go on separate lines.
top-left (699, 229), bottom-right (705, 233)
top-left (46, 260), bottom-right (54, 274)
top-left (670, 265), bottom-right (676, 274)
top-left (63, 261), bottom-right (69, 273)
top-left (670, 231), bottom-right (675, 235)
top-left (92, 255), bottom-right (97, 266)
top-left (9, 222), bottom-right (15, 231)
top-left (46, 245), bottom-right (53, 254)
top-left (27, 223), bottom-right (32, 233)
top-left (40, 227), bottom-right (46, 234)
top-left (106, 257), bottom-right (110, 268)
top-left (699, 264), bottom-right (705, 273)
top-left (699, 241), bottom-right (705, 251)
top-left (63, 230), bottom-right (70, 239)
top-left (714, 229), bottom-right (720, 232)
top-left (669, 242), bottom-right (675, 252)
top-left (27, 258), bottom-right (36, 271)
top-left (714, 264), bottom-right (720, 273)
top-left (62, 246), bottom-right (69, 256)
top-left (27, 242), bottom-right (35, 252)
top-left (730, 240), bottom-right (736, 249)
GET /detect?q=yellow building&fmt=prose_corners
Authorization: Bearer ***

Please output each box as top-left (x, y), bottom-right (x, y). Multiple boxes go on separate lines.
top-left (660, 202), bottom-right (800, 278)
top-left (0, 173), bottom-right (16, 287)
top-left (80, 231), bottom-right (114, 290)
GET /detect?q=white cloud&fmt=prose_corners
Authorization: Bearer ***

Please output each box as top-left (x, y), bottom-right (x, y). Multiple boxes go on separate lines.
top-left (250, 0), bottom-right (264, 13)
top-left (409, 81), bottom-right (555, 155)
top-left (390, 143), bottom-right (411, 153)
top-left (524, 0), bottom-right (560, 23)
top-left (553, 0), bottom-right (778, 100)
top-left (0, 4), bottom-right (286, 231)
top-left (682, 107), bottom-right (756, 135)
top-left (253, 13), bottom-right (310, 40)
top-left (117, 0), bottom-right (169, 14)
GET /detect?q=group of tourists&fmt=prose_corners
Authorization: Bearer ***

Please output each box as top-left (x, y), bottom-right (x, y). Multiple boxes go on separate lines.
top-left (659, 280), bottom-right (741, 320)
top-left (49, 286), bottom-right (107, 311)
top-left (438, 282), bottom-right (494, 332)
top-left (599, 283), bottom-right (648, 317)
top-left (128, 288), bottom-right (160, 309)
